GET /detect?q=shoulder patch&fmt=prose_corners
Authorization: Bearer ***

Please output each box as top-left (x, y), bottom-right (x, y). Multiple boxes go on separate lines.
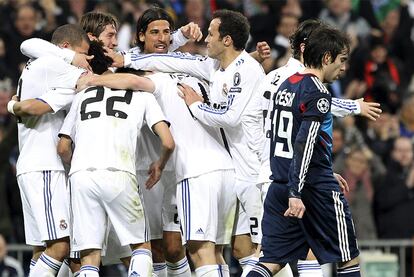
top-left (317, 98), bottom-right (330, 113)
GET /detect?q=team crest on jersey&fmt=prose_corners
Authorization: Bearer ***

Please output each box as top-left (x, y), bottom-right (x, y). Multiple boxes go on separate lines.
top-left (233, 72), bottom-right (241, 86)
top-left (222, 83), bottom-right (229, 96)
top-left (317, 98), bottom-right (330, 113)
top-left (59, 220), bottom-right (68, 230)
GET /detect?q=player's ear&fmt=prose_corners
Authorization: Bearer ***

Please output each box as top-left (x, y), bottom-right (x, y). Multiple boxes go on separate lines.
top-left (59, 41), bottom-right (70, 49)
top-left (138, 32), bottom-right (145, 43)
top-left (223, 35), bottom-right (232, 47)
top-left (322, 52), bottom-right (332, 65)
top-left (87, 32), bottom-right (97, 42)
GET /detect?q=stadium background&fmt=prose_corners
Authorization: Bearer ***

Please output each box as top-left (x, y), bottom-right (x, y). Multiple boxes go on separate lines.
top-left (0, 0), bottom-right (414, 276)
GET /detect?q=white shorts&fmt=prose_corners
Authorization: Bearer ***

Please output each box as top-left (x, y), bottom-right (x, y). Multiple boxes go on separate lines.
top-left (101, 222), bottom-right (133, 265)
top-left (137, 170), bottom-right (180, 240)
top-left (177, 169), bottom-right (236, 245)
top-left (17, 171), bottom-right (70, 246)
top-left (233, 179), bottom-right (263, 244)
top-left (70, 170), bottom-right (148, 252)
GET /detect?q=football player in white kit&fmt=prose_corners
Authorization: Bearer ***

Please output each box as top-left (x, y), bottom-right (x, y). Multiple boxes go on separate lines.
top-left (7, 24), bottom-right (89, 276)
top-left (19, 10), bottom-right (201, 276)
top-left (57, 45), bottom-right (175, 276)
top-left (76, 68), bottom-right (238, 277)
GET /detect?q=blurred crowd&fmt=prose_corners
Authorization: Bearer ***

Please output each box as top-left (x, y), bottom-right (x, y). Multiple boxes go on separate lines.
top-left (1, 0), bottom-right (414, 271)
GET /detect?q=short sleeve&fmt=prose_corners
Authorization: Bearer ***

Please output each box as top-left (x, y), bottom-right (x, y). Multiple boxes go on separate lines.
top-left (146, 73), bottom-right (167, 97)
top-left (45, 57), bottom-right (86, 89)
top-left (59, 93), bottom-right (82, 139)
top-left (143, 93), bottom-right (167, 133)
top-left (39, 88), bottom-right (75, 113)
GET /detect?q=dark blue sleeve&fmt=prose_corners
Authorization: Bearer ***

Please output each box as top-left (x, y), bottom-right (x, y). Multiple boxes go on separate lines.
top-left (287, 87), bottom-right (331, 198)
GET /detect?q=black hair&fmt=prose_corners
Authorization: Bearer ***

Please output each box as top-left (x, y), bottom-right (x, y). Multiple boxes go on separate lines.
top-left (135, 6), bottom-right (175, 51)
top-left (289, 19), bottom-right (324, 60)
top-left (212, 9), bottom-right (250, 51)
top-left (303, 27), bottom-right (350, 69)
top-left (51, 24), bottom-right (90, 47)
top-left (88, 40), bottom-right (113, 74)
top-left (115, 67), bottom-right (147, 76)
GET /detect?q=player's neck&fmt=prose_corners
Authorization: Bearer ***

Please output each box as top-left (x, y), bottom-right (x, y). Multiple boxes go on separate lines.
top-left (303, 68), bottom-right (323, 81)
top-left (219, 49), bottom-right (243, 70)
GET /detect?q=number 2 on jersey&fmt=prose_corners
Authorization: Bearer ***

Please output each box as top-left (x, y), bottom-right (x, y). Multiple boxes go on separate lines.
top-left (272, 109), bottom-right (293, 158)
top-left (80, 86), bottom-right (132, 121)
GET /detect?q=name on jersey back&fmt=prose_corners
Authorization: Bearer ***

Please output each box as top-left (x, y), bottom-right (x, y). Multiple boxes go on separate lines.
top-left (274, 89), bottom-right (295, 107)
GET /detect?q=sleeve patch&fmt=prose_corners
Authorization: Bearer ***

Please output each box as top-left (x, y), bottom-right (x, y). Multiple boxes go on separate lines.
top-left (317, 98), bottom-right (330, 113)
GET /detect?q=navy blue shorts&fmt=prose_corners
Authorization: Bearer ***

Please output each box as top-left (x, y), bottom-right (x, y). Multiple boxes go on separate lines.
top-left (260, 182), bottom-right (359, 265)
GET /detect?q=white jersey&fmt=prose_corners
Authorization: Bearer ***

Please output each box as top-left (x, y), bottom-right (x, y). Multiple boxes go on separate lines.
top-left (147, 72), bottom-right (234, 183)
top-left (61, 87), bottom-right (166, 176)
top-left (258, 57), bottom-right (362, 183)
top-left (189, 51), bottom-right (265, 182)
top-left (16, 56), bottom-right (85, 176)
top-left (126, 50), bottom-right (265, 182)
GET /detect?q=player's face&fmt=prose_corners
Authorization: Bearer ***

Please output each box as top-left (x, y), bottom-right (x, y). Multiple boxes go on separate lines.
top-left (140, 20), bottom-right (171, 54)
top-left (97, 24), bottom-right (118, 50)
top-left (71, 39), bottom-right (90, 56)
top-left (205, 18), bottom-right (225, 59)
top-left (324, 50), bottom-right (348, 83)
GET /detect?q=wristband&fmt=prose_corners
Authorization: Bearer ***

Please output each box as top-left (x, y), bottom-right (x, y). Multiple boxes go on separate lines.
top-left (7, 99), bottom-right (17, 115)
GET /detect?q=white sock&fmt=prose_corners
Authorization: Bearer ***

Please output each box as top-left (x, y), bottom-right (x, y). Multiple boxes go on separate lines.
top-left (219, 264), bottom-right (230, 277)
top-left (129, 249), bottom-right (153, 277)
top-left (275, 263), bottom-right (294, 277)
top-left (57, 259), bottom-right (72, 277)
top-left (239, 254), bottom-right (259, 277)
top-left (79, 265), bottom-right (99, 276)
top-left (29, 259), bottom-right (37, 275)
top-left (297, 260), bottom-right (323, 277)
top-left (30, 253), bottom-right (62, 276)
top-left (154, 262), bottom-right (167, 277)
top-left (166, 256), bottom-right (191, 277)
top-left (195, 265), bottom-right (220, 277)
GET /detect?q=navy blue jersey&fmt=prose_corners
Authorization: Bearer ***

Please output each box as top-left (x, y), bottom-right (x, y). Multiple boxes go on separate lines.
top-left (270, 73), bottom-right (336, 197)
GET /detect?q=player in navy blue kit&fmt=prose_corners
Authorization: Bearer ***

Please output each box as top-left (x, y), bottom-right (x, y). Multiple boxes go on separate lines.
top-left (248, 27), bottom-right (361, 277)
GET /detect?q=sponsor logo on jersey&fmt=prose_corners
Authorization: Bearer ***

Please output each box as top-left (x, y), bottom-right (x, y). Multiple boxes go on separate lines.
top-left (229, 87), bottom-right (242, 93)
top-left (317, 98), bottom-right (330, 113)
top-left (233, 72), bottom-right (241, 86)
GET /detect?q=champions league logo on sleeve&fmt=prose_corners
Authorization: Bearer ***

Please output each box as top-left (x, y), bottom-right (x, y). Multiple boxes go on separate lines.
top-left (233, 72), bottom-right (241, 86)
top-left (317, 98), bottom-right (330, 113)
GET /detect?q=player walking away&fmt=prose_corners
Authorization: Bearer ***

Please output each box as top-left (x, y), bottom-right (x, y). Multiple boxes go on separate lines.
top-left (7, 24), bottom-right (89, 276)
top-left (57, 45), bottom-right (175, 277)
top-left (257, 19), bottom-right (382, 276)
top-left (247, 27), bottom-right (361, 277)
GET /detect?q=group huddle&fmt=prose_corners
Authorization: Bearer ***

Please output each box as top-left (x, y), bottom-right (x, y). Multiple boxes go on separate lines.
top-left (7, 5), bottom-right (382, 277)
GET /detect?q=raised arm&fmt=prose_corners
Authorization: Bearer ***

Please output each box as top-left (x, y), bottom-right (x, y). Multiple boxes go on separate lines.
top-left (20, 38), bottom-right (92, 70)
top-left (77, 73), bottom-right (155, 93)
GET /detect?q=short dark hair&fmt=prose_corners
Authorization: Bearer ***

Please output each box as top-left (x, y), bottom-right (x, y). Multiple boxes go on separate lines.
top-left (88, 40), bottom-right (113, 75)
top-left (80, 12), bottom-right (118, 38)
top-left (51, 24), bottom-right (90, 47)
top-left (212, 10), bottom-right (250, 51)
top-left (303, 27), bottom-right (350, 69)
top-left (135, 7), bottom-right (175, 51)
top-left (289, 19), bottom-right (325, 60)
